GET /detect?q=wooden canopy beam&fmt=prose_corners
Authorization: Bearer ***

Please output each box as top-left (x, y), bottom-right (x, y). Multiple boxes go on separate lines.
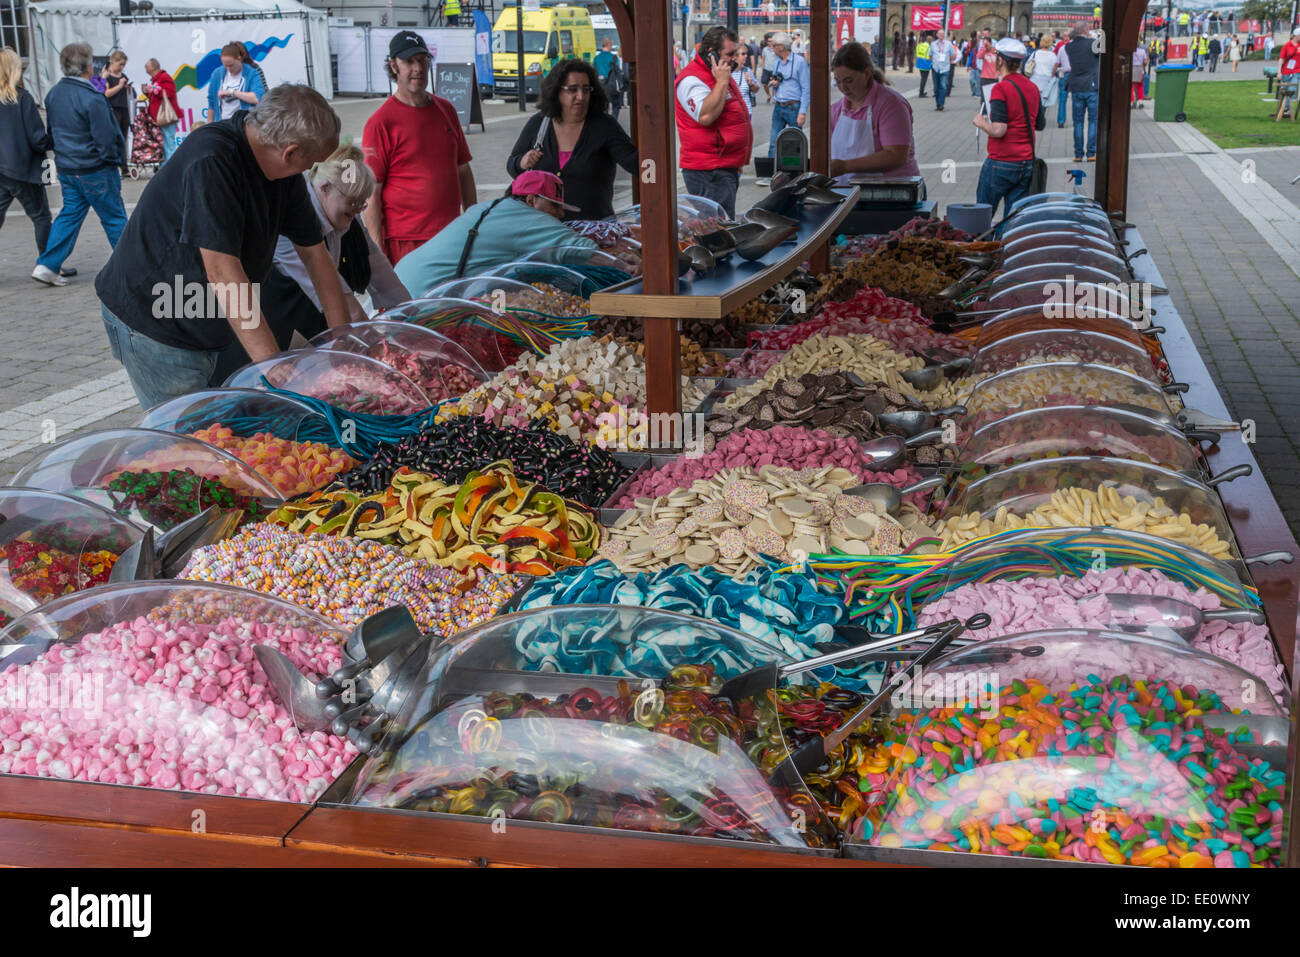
top-left (1096, 0), bottom-right (1148, 216)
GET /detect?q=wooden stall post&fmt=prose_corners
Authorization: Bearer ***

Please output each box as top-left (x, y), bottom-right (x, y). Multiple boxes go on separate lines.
top-left (1095, 0), bottom-right (1145, 217)
top-left (633, 0), bottom-right (684, 428)
top-left (809, 0), bottom-right (831, 275)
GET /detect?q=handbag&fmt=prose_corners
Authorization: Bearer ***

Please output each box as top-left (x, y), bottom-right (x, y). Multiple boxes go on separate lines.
top-left (1044, 75), bottom-right (1059, 107)
top-left (156, 93), bottom-right (179, 127)
top-left (1009, 78), bottom-right (1048, 196)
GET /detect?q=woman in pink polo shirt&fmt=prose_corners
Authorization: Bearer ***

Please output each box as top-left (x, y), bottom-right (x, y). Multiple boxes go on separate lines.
top-left (827, 42), bottom-right (920, 184)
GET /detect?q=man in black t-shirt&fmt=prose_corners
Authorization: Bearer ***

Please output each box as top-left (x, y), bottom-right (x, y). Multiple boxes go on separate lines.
top-left (96, 84), bottom-right (350, 410)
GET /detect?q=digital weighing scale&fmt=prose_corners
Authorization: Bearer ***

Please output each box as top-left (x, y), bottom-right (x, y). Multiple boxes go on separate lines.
top-left (837, 174), bottom-right (936, 235)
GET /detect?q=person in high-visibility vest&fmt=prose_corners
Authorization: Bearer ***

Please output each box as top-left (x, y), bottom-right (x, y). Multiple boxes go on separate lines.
top-left (916, 35), bottom-right (932, 96)
top-left (1093, 5), bottom-right (1101, 27)
top-left (442, 0), bottom-right (460, 27)
top-left (1196, 34), bottom-right (1209, 70)
top-left (1178, 12), bottom-right (1190, 38)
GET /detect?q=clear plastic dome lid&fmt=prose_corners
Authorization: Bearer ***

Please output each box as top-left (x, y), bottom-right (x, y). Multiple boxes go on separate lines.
top-left (0, 580), bottom-right (354, 803)
top-left (961, 363), bottom-right (1174, 431)
top-left (137, 388), bottom-right (354, 497)
top-left (854, 629), bottom-right (1287, 866)
top-left (936, 457), bottom-right (1238, 562)
top-left (1002, 245), bottom-right (1129, 276)
top-left (999, 230), bottom-right (1119, 257)
top-left (309, 321), bottom-right (489, 404)
top-left (983, 280), bottom-right (1145, 319)
top-left (343, 605), bottom-right (839, 848)
top-left (958, 406), bottom-right (1204, 475)
top-left (12, 428), bottom-right (283, 532)
top-left (0, 489), bottom-right (143, 626)
top-left (1004, 203), bottom-right (1113, 229)
top-left (370, 297), bottom-right (513, 371)
top-left (968, 331), bottom-right (1159, 383)
top-left (481, 260), bottom-right (596, 298)
top-left (979, 263), bottom-right (1127, 297)
top-left (1000, 219), bottom-right (1112, 243)
top-left (224, 349), bottom-right (431, 416)
top-left (608, 195), bottom-right (730, 241)
top-left (522, 245), bottom-right (635, 277)
top-left (426, 275), bottom-right (590, 319)
top-left (1008, 193), bottom-right (1096, 213)
top-left (914, 525), bottom-right (1257, 613)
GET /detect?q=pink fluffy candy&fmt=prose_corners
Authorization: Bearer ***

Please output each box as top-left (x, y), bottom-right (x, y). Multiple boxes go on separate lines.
top-left (917, 566), bottom-right (1286, 698)
top-left (613, 426), bottom-right (926, 508)
top-left (0, 615), bottom-right (355, 802)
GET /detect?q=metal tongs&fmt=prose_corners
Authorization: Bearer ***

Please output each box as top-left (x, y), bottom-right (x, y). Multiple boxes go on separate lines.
top-left (714, 616), bottom-right (988, 704)
top-left (768, 615), bottom-right (984, 786)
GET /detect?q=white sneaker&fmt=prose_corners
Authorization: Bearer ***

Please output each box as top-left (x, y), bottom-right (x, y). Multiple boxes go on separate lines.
top-left (32, 264), bottom-right (68, 287)
top-left (755, 177), bottom-right (771, 187)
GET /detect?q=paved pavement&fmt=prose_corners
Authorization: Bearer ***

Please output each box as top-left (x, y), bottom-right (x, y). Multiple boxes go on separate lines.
top-left (3, 65), bottom-right (1299, 533)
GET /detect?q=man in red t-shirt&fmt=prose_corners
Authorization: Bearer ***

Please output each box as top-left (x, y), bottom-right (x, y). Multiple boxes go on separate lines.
top-left (1281, 28), bottom-right (1300, 76)
top-left (362, 31), bottom-right (477, 265)
top-left (973, 38), bottom-right (1045, 218)
top-left (977, 28), bottom-right (999, 111)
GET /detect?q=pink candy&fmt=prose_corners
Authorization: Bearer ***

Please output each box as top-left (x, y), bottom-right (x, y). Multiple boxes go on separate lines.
top-left (0, 615), bottom-right (356, 802)
top-left (613, 426), bottom-right (927, 508)
top-left (917, 566), bottom-right (1287, 698)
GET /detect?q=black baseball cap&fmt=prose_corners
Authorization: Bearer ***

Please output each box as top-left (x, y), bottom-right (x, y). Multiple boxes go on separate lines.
top-left (389, 30), bottom-right (430, 60)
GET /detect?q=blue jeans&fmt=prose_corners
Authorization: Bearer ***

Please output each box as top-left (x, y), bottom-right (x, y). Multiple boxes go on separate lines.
top-left (933, 69), bottom-right (950, 108)
top-left (768, 101), bottom-right (800, 157)
top-left (976, 158), bottom-right (1034, 220)
top-left (101, 304), bottom-right (220, 411)
top-left (681, 168), bottom-right (740, 219)
top-left (160, 123), bottom-right (179, 162)
top-left (968, 68), bottom-right (980, 96)
top-left (1057, 86), bottom-right (1069, 125)
top-left (37, 167), bottom-right (127, 272)
top-left (1072, 90), bottom-right (1099, 158)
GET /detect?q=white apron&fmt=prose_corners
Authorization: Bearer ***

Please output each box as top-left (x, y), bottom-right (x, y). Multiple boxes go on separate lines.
top-left (830, 105), bottom-right (876, 186)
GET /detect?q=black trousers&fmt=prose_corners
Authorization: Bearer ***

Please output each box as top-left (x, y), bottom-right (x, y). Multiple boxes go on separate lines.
top-left (113, 107), bottom-right (130, 166)
top-left (0, 173), bottom-right (52, 254)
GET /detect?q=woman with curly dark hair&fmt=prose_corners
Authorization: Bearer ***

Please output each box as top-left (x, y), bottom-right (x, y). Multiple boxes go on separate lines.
top-left (506, 58), bottom-right (637, 221)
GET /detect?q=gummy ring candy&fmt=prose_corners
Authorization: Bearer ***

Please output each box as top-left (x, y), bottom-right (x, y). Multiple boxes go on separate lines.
top-left (527, 790), bottom-right (573, 824)
top-left (564, 688), bottom-right (603, 717)
top-left (522, 713), bottom-right (556, 748)
top-left (457, 708), bottom-right (488, 751)
top-left (689, 715), bottom-right (730, 753)
top-left (467, 716), bottom-right (503, 754)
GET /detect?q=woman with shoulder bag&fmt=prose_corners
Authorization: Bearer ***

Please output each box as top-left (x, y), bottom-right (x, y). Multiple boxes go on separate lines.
top-left (506, 59), bottom-right (638, 221)
top-left (143, 58), bottom-right (181, 161)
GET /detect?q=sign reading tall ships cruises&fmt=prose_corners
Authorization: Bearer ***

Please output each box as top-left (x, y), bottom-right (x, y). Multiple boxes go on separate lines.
top-left (910, 4), bottom-right (964, 31)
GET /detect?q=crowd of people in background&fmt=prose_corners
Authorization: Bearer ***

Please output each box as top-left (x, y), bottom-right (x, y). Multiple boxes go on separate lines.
top-left (3, 19), bottom-right (1297, 412)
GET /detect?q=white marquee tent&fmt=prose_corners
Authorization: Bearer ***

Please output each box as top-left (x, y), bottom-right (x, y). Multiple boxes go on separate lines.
top-left (24, 0), bottom-right (332, 101)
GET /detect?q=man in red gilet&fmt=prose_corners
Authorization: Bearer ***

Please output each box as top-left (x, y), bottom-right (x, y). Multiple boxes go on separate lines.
top-left (674, 25), bottom-right (754, 218)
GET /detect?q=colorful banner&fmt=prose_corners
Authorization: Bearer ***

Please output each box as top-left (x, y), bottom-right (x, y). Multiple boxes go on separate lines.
top-left (117, 19), bottom-right (308, 134)
top-left (835, 12), bottom-right (856, 47)
top-left (910, 4), bottom-right (963, 31)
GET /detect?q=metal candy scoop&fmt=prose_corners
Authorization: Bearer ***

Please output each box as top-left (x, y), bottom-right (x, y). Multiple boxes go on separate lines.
top-left (736, 224), bottom-right (798, 261)
top-left (842, 473), bottom-right (947, 516)
top-left (682, 244), bottom-right (716, 272)
top-left (744, 207), bottom-right (799, 230)
top-left (1099, 593), bottom-right (1265, 644)
top-left (878, 409), bottom-right (966, 436)
top-left (901, 357), bottom-right (972, 392)
top-left (253, 644), bottom-right (336, 734)
top-left (318, 605), bottom-right (423, 700)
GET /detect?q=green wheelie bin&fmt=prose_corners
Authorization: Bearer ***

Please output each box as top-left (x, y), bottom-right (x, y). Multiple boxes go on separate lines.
top-left (1154, 64), bottom-right (1194, 122)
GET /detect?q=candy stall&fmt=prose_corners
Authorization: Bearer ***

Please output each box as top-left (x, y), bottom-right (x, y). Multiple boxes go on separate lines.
top-left (0, 2), bottom-right (1296, 867)
top-left (0, 183), bottom-right (1294, 869)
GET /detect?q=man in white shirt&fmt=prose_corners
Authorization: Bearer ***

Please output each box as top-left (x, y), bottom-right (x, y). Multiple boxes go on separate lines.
top-left (929, 31), bottom-right (958, 111)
